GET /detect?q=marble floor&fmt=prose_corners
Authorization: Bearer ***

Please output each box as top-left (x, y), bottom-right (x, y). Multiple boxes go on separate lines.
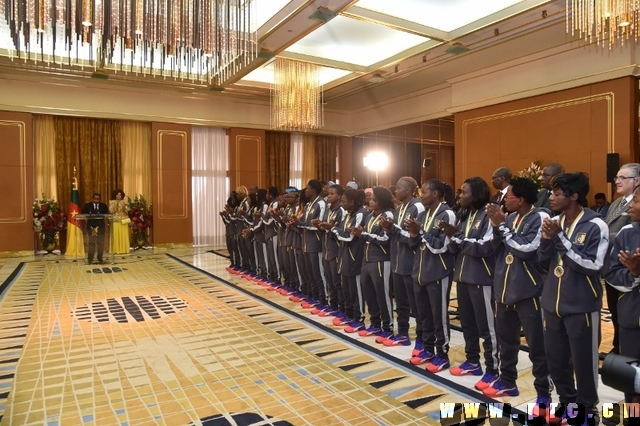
top-left (0, 247), bottom-right (625, 425)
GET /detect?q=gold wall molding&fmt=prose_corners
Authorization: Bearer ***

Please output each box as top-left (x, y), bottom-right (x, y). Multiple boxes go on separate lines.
top-left (156, 130), bottom-right (189, 219)
top-left (460, 93), bottom-right (614, 177)
top-left (0, 120), bottom-right (26, 223)
top-left (235, 135), bottom-right (263, 187)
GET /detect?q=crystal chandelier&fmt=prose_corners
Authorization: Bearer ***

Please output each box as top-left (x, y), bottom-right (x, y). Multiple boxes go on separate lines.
top-left (271, 58), bottom-right (324, 132)
top-left (568, 0), bottom-right (640, 47)
top-left (0, 0), bottom-right (257, 85)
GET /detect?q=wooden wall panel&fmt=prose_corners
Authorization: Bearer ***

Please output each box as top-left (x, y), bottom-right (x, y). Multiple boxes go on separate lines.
top-left (227, 128), bottom-right (266, 191)
top-left (454, 77), bottom-right (637, 202)
top-left (151, 123), bottom-right (193, 246)
top-left (0, 111), bottom-right (33, 253)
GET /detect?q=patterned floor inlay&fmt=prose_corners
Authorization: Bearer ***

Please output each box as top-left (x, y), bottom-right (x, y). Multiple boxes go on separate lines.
top-left (0, 257), bottom-right (437, 425)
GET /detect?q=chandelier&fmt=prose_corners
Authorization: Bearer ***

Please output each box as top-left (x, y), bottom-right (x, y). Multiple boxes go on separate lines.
top-left (0, 0), bottom-right (257, 85)
top-left (271, 58), bottom-right (324, 132)
top-left (568, 0), bottom-right (640, 47)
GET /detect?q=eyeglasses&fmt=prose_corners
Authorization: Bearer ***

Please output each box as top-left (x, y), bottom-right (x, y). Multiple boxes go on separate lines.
top-left (614, 175), bottom-right (638, 181)
top-left (491, 176), bottom-right (503, 180)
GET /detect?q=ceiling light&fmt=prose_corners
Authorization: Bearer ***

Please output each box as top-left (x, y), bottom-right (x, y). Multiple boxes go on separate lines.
top-left (0, 0), bottom-right (257, 85)
top-left (568, 0), bottom-right (640, 47)
top-left (368, 74), bottom-right (386, 83)
top-left (272, 58), bottom-right (323, 132)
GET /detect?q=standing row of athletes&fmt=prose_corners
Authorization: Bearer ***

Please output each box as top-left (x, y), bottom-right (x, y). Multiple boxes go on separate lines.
top-left (220, 162), bottom-right (640, 424)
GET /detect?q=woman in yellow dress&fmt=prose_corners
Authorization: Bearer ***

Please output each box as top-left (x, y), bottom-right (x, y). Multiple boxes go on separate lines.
top-left (109, 189), bottom-right (130, 254)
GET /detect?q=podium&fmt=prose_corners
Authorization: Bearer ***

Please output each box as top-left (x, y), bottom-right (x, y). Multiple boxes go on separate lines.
top-left (74, 214), bottom-right (114, 265)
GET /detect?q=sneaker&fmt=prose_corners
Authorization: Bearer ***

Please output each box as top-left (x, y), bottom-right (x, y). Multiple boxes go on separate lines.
top-left (410, 349), bottom-right (435, 365)
top-left (358, 326), bottom-right (382, 337)
top-left (317, 307), bottom-right (339, 317)
top-left (375, 330), bottom-right (393, 343)
top-left (450, 361), bottom-right (483, 376)
top-left (383, 334), bottom-right (411, 347)
top-left (475, 370), bottom-right (499, 390)
top-left (289, 293), bottom-right (304, 302)
top-left (412, 340), bottom-right (424, 357)
top-left (332, 315), bottom-right (351, 326)
top-left (344, 321), bottom-right (365, 333)
top-left (301, 299), bottom-right (318, 309)
top-left (482, 379), bottom-right (519, 397)
top-left (426, 355), bottom-right (450, 373)
top-left (530, 395), bottom-right (552, 422)
top-left (310, 304), bottom-right (328, 315)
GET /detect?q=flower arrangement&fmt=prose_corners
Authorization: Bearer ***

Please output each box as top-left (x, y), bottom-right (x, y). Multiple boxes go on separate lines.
top-left (518, 159), bottom-right (544, 189)
top-left (128, 195), bottom-right (153, 247)
top-left (32, 194), bottom-right (67, 250)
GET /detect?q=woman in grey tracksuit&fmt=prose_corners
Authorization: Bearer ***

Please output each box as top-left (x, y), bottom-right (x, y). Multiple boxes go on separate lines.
top-left (352, 186), bottom-right (395, 336)
top-left (407, 179), bottom-right (456, 371)
top-left (332, 189), bottom-right (367, 327)
top-left (441, 176), bottom-right (498, 387)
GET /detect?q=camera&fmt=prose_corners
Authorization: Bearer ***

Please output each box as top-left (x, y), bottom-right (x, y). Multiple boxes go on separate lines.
top-left (602, 353), bottom-right (640, 395)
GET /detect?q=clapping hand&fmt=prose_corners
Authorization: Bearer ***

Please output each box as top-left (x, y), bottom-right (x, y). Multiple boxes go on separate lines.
top-left (405, 218), bottom-right (421, 237)
top-left (378, 215), bottom-right (393, 230)
top-left (619, 248), bottom-right (640, 277)
top-left (437, 221), bottom-right (458, 237)
top-left (486, 203), bottom-right (507, 227)
top-left (542, 218), bottom-right (561, 239)
top-left (351, 226), bottom-right (363, 236)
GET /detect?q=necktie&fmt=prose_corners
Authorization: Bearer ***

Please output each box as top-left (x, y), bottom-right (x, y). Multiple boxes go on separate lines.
top-left (94, 203), bottom-right (98, 212)
top-left (607, 198), bottom-right (627, 224)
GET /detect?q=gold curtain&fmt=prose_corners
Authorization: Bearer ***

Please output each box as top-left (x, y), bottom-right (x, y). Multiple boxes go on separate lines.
top-left (314, 135), bottom-right (338, 182)
top-left (54, 117), bottom-right (122, 210)
top-left (34, 115), bottom-right (58, 200)
top-left (121, 121), bottom-right (152, 202)
top-left (301, 133), bottom-right (316, 186)
top-left (265, 131), bottom-right (291, 191)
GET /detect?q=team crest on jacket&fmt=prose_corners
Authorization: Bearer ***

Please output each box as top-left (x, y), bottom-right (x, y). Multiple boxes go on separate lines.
top-left (473, 220), bottom-right (482, 230)
top-left (574, 232), bottom-right (586, 245)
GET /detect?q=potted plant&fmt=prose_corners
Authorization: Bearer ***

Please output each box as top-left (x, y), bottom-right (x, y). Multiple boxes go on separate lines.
top-left (128, 195), bottom-right (153, 249)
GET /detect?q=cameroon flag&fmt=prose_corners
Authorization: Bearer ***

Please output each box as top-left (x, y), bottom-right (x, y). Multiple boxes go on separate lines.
top-left (65, 178), bottom-right (84, 256)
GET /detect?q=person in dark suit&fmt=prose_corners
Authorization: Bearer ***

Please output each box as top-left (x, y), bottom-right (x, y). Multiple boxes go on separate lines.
top-left (603, 163), bottom-right (640, 354)
top-left (83, 193), bottom-right (109, 264)
top-left (490, 167), bottom-right (511, 207)
top-left (590, 192), bottom-right (610, 217)
top-left (535, 163), bottom-right (564, 212)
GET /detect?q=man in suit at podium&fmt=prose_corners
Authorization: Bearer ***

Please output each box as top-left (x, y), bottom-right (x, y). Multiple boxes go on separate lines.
top-left (83, 193), bottom-right (109, 264)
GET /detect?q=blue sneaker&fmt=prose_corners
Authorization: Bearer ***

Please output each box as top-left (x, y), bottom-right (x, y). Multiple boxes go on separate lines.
top-left (344, 321), bottom-right (365, 333)
top-left (375, 330), bottom-right (393, 344)
top-left (383, 334), bottom-right (411, 347)
top-left (358, 325), bottom-right (382, 337)
top-left (530, 395), bottom-right (552, 421)
top-left (412, 340), bottom-right (424, 357)
top-left (475, 370), bottom-right (499, 390)
top-left (426, 355), bottom-right (450, 373)
top-left (482, 379), bottom-right (519, 397)
top-left (450, 360), bottom-right (483, 376)
top-left (410, 349), bottom-right (435, 365)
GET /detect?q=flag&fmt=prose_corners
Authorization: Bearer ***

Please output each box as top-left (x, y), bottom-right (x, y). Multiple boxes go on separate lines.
top-left (65, 176), bottom-right (84, 256)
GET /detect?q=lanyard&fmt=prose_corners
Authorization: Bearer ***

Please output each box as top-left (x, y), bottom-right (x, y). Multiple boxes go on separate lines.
top-left (464, 210), bottom-right (479, 237)
top-left (556, 209), bottom-right (585, 267)
top-left (397, 201), bottom-right (410, 225)
top-left (512, 207), bottom-right (535, 233)
top-left (423, 203), bottom-right (443, 232)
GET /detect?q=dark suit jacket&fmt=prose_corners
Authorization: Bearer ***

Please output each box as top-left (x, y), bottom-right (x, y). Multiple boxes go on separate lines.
top-left (603, 196), bottom-right (631, 274)
top-left (590, 202), bottom-right (610, 218)
top-left (82, 201), bottom-right (109, 233)
top-left (535, 188), bottom-right (551, 210)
